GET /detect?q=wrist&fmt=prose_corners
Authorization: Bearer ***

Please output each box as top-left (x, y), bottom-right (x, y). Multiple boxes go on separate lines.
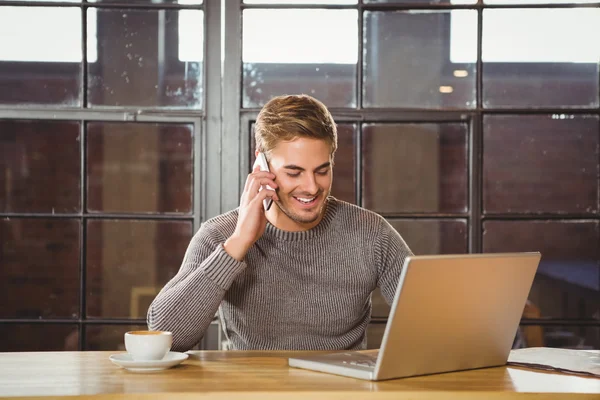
top-left (223, 234), bottom-right (252, 261)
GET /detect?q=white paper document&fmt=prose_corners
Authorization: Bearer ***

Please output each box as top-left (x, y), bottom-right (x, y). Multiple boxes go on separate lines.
top-left (508, 347), bottom-right (600, 378)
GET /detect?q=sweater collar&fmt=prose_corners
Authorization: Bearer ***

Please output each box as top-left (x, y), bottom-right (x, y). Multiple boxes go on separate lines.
top-left (264, 196), bottom-right (339, 241)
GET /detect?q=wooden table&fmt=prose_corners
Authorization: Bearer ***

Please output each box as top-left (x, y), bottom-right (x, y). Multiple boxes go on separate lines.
top-left (0, 351), bottom-right (599, 399)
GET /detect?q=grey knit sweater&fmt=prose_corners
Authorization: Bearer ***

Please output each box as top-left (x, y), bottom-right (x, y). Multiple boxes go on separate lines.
top-left (147, 197), bottom-right (413, 352)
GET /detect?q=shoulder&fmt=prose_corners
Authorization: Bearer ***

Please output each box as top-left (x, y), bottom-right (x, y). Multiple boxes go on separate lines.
top-left (197, 208), bottom-right (239, 241)
top-left (331, 197), bottom-right (409, 251)
top-left (331, 197), bottom-right (389, 235)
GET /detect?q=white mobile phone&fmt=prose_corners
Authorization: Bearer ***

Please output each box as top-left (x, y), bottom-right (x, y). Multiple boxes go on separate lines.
top-left (253, 152), bottom-right (274, 211)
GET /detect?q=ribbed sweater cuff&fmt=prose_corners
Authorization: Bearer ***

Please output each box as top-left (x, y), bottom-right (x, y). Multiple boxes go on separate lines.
top-left (201, 244), bottom-right (247, 290)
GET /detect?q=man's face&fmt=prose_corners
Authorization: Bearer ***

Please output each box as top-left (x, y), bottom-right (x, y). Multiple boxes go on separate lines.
top-left (265, 137), bottom-right (333, 231)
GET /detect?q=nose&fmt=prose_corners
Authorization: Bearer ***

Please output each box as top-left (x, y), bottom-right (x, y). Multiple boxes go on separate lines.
top-left (300, 172), bottom-right (319, 195)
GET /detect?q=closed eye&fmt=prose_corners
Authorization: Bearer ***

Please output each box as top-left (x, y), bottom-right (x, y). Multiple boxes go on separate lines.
top-left (287, 170), bottom-right (328, 178)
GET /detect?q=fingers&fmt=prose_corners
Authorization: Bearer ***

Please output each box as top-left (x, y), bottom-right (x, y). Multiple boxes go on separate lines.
top-left (248, 176), bottom-right (278, 197)
top-left (243, 165), bottom-right (261, 192)
top-left (243, 166), bottom-right (276, 193)
top-left (244, 175), bottom-right (278, 205)
top-left (251, 184), bottom-right (279, 207)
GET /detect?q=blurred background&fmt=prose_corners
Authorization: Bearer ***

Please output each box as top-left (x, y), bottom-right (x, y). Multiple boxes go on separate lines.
top-left (0, 0), bottom-right (598, 352)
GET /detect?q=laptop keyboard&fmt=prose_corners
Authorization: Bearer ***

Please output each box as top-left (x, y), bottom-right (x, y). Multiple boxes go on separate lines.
top-left (346, 359), bottom-right (376, 367)
top-left (340, 352), bottom-right (379, 368)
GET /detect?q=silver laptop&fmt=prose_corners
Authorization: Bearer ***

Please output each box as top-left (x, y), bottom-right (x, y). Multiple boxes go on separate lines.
top-left (288, 252), bottom-right (541, 381)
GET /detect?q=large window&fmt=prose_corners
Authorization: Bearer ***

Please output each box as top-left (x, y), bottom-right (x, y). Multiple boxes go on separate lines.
top-left (1, 0), bottom-right (598, 351)
top-left (237, 0), bottom-right (600, 351)
top-left (0, 0), bottom-right (206, 351)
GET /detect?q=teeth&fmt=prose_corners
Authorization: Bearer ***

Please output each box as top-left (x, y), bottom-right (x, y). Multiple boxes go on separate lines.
top-left (296, 197), bottom-right (315, 203)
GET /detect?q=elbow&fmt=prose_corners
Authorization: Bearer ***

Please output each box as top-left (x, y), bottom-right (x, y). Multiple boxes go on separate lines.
top-left (146, 301), bottom-right (200, 352)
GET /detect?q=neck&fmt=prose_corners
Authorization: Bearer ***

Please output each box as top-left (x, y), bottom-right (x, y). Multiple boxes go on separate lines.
top-left (265, 199), bottom-right (328, 232)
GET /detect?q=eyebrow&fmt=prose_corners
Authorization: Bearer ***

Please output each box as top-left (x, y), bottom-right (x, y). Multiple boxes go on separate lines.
top-left (283, 162), bottom-right (331, 172)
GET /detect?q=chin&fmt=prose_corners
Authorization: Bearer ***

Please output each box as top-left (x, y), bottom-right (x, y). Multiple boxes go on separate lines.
top-left (293, 199), bottom-right (326, 222)
top-left (278, 195), bottom-right (327, 225)
top-left (295, 211), bottom-right (321, 224)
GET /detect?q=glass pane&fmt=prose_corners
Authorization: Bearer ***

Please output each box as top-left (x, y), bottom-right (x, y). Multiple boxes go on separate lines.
top-left (249, 123), bottom-right (257, 167)
top-left (483, 115), bottom-right (599, 214)
top-left (87, 122), bottom-right (193, 214)
top-left (0, 120), bottom-right (81, 213)
top-left (248, 123), bottom-right (356, 204)
top-left (482, 9), bottom-right (600, 108)
top-left (86, 219), bottom-right (193, 318)
top-left (89, 1), bottom-right (202, 3)
top-left (332, 124), bottom-right (356, 204)
top-left (0, 6), bottom-right (82, 105)
top-left (483, 220), bottom-right (600, 321)
top-left (388, 219), bottom-right (468, 255)
top-left (0, 324), bottom-right (79, 352)
top-left (372, 218), bottom-right (467, 318)
top-left (366, 0), bottom-right (476, 3)
top-left (0, 0), bottom-right (81, 2)
top-left (363, 10), bottom-right (477, 108)
top-left (515, 325), bottom-right (599, 350)
top-left (0, 219), bottom-right (80, 319)
top-left (245, 1), bottom-right (355, 3)
top-left (243, 9), bottom-right (357, 108)
top-left (362, 123), bottom-right (468, 214)
top-left (88, 8), bottom-right (203, 109)
top-left (486, 0), bottom-right (597, 3)
top-left (85, 324), bottom-right (146, 351)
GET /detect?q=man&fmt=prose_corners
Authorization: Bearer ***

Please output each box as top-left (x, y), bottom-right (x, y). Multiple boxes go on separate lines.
top-left (147, 94), bottom-right (413, 351)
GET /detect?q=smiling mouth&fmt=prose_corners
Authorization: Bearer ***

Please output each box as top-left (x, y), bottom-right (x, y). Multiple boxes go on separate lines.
top-left (293, 195), bottom-right (318, 206)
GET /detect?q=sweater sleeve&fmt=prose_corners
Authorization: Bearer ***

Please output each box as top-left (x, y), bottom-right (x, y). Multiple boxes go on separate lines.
top-left (375, 218), bottom-right (414, 305)
top-left (147, 222), bottom-right (246, 351)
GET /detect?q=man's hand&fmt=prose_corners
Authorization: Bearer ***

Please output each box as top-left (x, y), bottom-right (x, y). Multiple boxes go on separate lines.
top-left (223, 165), bottom-right (278, 261)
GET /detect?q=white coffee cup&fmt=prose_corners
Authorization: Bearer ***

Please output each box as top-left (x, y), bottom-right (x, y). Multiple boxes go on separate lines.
top-left (124, 330), bottom-right (172, 361)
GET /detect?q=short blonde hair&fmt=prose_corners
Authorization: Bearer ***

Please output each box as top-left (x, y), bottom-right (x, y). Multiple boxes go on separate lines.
top-left (255, 94), bottom-right (338, 157)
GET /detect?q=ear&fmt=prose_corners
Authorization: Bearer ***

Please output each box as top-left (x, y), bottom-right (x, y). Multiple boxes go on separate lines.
top-left (255, 149), bottom-right (260, 158)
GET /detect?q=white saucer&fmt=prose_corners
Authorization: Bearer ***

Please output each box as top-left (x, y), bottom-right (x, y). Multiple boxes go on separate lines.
top-left (109, 351), bottom-right (189, 372)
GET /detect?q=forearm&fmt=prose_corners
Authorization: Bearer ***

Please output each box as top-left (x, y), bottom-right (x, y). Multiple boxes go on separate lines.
top-left (147, 272), bottom-right (223, 352)
top-left (147, 245), bottom-right (246, 351)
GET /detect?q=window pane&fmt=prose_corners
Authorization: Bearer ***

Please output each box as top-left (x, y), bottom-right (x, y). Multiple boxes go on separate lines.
top-left (88, 8), bottom-right (203, 109)
top-left (0, 219), bottom-right (80, 319)
top-left (0, 120), bottom-right (81, 213)
top-left (483, 115), bottom-right (599, 214)
top-left (0, 7), bottom-right (81, 105)
top-left (483, 220), bottom-right (600, 321)
top-left (245, 0), bottom-right (355, 3)
top-left (85, 324), bottom-right (146, 351)
top-left (363, 11), bottom-right (477, 108)
top-left (87, 122), bottom-right (193, 214)
top-left (371, 219), bottom-right (467, 319)
top-left (516, 325), bottom-right (599, 350)
top-left (332, 124), bottom-right (356, 204)
top-left (486, 0), bottom-right (597, 3)
top-left (86, 219), bottom-right (193, 318)
top-left (482, 9), bottom-right (600, 108)
top-left (0, 0), bottom-right (81, 2)
top-left (0, 324), bottom-right (79, 352)
top-left (242, 9), bottom-right (357, 108)
top-left (388, 219), bottom-right (468, 255)
top-left (89, 1), bottom-right (202, 3)
top-left (362, 123), bottom-right (468, 214)
top-left (366, 0), bottom-right (476, 3)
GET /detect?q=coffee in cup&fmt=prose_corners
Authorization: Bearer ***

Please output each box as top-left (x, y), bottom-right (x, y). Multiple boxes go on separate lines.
top-left (124, 330), bottom-right (172, 361)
